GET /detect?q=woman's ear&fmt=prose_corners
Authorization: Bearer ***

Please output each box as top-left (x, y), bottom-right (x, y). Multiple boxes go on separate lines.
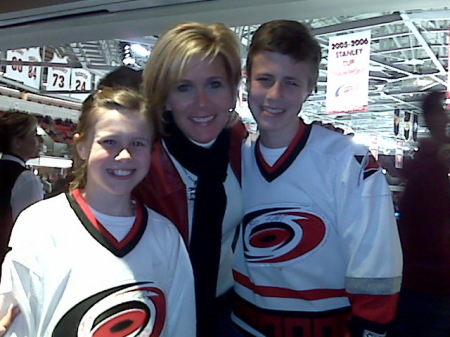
top-left (11, 135), bottom-right (23, 152)
top-left (74, 133), bottom-right (88, 160)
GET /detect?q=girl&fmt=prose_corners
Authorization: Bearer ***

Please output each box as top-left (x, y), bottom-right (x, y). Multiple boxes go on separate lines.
top-left (0, 87), bottom-right (195, 337)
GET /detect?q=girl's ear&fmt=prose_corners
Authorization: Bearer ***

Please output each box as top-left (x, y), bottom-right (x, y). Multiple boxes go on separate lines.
top-left (74, 133), bottom-right (88, 160)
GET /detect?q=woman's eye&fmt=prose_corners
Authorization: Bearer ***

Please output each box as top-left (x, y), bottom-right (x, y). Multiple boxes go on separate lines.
top-left (209, 80), bottom-right (222, 89)
top-left (286, 80), bottom-right (299, 87)
top-left (176, 83), bottom-right (191, 92)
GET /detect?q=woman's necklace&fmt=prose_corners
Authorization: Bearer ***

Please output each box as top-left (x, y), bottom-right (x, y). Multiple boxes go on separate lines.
top-left (182, 167), bottom-right (197, 201)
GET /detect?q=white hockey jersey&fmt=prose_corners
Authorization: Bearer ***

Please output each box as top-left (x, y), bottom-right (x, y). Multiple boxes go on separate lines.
top-left (0, 191), bottom-right (195, 337)
top-left (233, 123), bottom-right (402, 333)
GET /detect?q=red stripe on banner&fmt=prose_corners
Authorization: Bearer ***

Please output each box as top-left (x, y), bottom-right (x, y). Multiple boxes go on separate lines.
top-left (233, 270), bottom-right (347, 300)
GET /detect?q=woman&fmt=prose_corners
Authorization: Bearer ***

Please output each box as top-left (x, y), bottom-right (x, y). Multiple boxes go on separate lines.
top-left (133, 21), bottom-right (246, 337)
top-left (0, 111), bottom-right (43, 278)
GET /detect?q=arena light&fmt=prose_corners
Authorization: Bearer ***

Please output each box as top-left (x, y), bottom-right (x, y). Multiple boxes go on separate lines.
top-left (130, 43), bottom-right (150, 57)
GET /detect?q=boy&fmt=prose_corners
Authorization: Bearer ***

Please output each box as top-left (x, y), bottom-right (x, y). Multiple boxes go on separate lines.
top-left (232, 20), bottom-right (402, 337)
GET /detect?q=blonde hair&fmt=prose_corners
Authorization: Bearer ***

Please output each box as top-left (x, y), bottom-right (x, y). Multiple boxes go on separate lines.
top-left (143, 21), bottom-right (242, 134)
top-left (71, 87), bottom-right (152, 190)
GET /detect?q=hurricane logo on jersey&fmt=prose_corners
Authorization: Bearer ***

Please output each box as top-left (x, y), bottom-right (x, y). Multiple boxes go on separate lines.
top-left (243, 208), bottom-right (326, 263)
top-left (52, 282), bottom-right (166, 337)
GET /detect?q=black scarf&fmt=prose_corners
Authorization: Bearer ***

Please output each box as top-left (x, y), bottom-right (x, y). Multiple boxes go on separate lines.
top-left (164, 122), bottom-right (229, 337)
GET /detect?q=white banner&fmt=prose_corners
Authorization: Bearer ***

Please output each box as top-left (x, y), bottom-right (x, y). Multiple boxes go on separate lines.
top-left (369, 133), bottom-right (379, 160)
top-left (395, 139), bottom-right (404, 169)
top-left (22, 48), bottom-right (42, 89)
top-left (46, 55), bottom-right (70, 91)
top-left (326, 30), bottom-right (371, 114)
top-left (69, 68), bottom-right (92, 101)
top-left (5, 49), bottom-right (28, 84)
top-left (70, 68), bottom-right (92, 92)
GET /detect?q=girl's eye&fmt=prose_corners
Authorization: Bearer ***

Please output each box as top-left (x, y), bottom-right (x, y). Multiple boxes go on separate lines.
top-left (286, 80), bottom-right (299, 87)
top-left (100, 139), bottom-right (116, 146)
top-left (132, 141), bottom-right (147, 147)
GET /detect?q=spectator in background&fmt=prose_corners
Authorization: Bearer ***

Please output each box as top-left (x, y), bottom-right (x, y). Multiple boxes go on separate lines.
top-left (394, 91), bottom-right (450, 337)
top-left (97, 65), bottom-right (143, 91)
top-left (0, 111), bottom-right (43, 278)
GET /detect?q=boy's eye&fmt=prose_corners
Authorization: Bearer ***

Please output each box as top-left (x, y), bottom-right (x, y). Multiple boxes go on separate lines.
top-left (255, 76), bottom-right (273, 86)
top-left (286, 80), bottom-right (299, 87)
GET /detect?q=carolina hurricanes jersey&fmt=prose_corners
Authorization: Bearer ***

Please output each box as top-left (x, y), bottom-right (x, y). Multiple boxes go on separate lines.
top-left (0, 191), bottom-right (195, 337)
top-left (232, 123), bottom-right (402, 333)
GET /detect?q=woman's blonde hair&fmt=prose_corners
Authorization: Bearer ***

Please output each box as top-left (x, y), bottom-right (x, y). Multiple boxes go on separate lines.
top-left (71, 87), bottom-right (152, 190)
top-left (143, 21), bottom-right (242, 134)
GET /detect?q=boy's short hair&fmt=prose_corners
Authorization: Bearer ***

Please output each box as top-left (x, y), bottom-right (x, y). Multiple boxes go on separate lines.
top-left (246, 20), bottom-right (322, 90)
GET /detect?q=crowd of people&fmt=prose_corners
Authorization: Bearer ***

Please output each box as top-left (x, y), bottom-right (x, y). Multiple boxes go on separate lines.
top-left (0, 17), bottom-right (448, 337)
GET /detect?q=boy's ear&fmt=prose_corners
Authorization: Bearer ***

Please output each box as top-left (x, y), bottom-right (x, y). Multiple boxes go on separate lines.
top-left (304, 83), bottom-right (317, 102)
top-left (74, 133), bottom-right (88, 160)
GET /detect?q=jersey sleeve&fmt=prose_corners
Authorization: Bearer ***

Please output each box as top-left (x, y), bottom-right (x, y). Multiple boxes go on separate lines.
top-left (334, 145), bottom-right (402, 326)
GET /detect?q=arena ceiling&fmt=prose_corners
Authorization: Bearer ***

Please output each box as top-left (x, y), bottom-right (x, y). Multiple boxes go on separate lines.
top-left (0, 0), bottom-right (449, 151)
